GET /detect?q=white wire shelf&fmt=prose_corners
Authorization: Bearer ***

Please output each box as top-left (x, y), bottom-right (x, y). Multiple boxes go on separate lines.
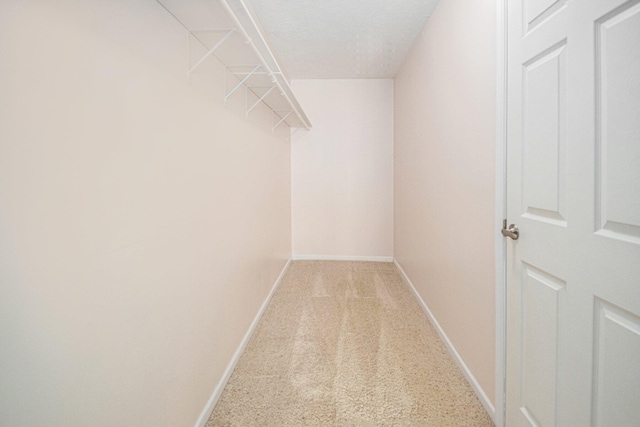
top-left (156, 0), bottom-right (311, 130)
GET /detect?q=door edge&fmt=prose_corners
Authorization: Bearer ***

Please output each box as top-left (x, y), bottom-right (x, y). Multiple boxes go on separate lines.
top-left (495, 0), bottom-right (508, 425)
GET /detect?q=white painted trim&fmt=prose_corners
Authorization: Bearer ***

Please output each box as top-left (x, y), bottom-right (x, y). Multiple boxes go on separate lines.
top-left (495, 0), bottom-right (508, 426)
top-left (291, 254), bottom-right (394, 262)
top-left (393, 259), bottom-right (496, 423)
top-left (193, 258), bottom-right (292, 427)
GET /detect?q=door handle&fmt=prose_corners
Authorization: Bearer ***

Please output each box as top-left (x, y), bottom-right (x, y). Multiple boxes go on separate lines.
top-left (501, 219), bottom-right (519, 240)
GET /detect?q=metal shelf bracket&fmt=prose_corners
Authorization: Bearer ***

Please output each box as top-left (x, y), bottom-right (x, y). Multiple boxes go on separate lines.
top-left (247, 86), bottom-right (275, 117)
top-left (272, 110), bottom-right (293, 132)
top-left (225, 64), bottom-right (261, 103)
top-left (188, 29), bottom-right (235, 75)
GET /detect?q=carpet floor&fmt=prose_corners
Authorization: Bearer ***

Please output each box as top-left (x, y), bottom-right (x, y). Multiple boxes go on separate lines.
top-left (207, 260), bottom-right (494, 426)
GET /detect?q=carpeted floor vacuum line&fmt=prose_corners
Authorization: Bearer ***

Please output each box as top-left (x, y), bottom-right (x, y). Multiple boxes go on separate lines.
top-left (207, 260), bottom-right (493, 426)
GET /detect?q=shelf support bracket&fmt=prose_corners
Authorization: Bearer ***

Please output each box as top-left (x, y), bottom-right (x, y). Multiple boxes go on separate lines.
top-left (225, 64), bottom-right (261, 103)
top-left (272, 110), bottom-right (293, 132)
top-left (247, 87), bottom-right (275, 116)
top-left (188, 30), bottom-right (235, 74)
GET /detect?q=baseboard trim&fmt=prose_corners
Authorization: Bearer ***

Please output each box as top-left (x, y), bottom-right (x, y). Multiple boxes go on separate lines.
top-left (291, 254), bottom-right (394, 262)
top-left (393, 258), bottom-right (496, 423)
top-left (193, 258), bottom-right (292, 427)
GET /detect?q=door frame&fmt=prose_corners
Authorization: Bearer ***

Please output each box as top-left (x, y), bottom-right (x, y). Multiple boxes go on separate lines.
top-left (495, 0), bottom-right (508, 426)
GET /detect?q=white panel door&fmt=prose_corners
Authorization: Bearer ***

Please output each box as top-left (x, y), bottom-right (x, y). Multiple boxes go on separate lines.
top-left (505, 0), bottom-right (640, 426)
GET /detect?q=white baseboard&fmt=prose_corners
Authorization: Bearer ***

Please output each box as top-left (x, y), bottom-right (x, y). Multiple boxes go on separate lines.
top-left (193, 258), bottom-right (292, 427)
top-left (291, 254), bottom-right (394, 262)
top-left (393, 259), bottom-right (496, 424)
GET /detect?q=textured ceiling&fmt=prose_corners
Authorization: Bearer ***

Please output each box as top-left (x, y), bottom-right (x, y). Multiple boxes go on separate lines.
top-left (248, 0), bottom-right (439, 79)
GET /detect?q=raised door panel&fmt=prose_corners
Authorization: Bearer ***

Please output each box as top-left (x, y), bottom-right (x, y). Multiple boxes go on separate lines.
top-left (595, 2), bottom-right (640, 244)
top-left (592, 299), bottom-right (640, 426)
top-left (522, 42), bottom-right (567, 226)
top-left (519, 264), bottom-right (566, 427)
top-left (525, 0), bottom-right (567, 33)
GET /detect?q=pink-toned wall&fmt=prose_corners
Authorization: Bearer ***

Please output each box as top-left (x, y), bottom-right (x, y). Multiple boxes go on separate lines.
top-left (291, 79), bottom-right (394, 260)
top-left (0, 1), bottom-right (291, 426)
top-left (394, 0), bottom-right (497, 411)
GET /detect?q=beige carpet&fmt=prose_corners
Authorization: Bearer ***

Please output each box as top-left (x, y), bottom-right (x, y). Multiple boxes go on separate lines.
top-left (207, 260), bottom-right (494, 426)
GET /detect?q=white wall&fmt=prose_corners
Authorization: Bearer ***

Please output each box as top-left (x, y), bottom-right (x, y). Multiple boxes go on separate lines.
top-left (394, 0), bottom-right (497, 412)
top-left (291, 79), bottom-right (394, 260)
top-left (0, 1), bottom-right (291, 426)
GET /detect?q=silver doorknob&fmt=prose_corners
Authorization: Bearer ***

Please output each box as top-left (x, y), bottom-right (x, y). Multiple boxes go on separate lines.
top-left (501, 220), bottom-right (519, 240)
